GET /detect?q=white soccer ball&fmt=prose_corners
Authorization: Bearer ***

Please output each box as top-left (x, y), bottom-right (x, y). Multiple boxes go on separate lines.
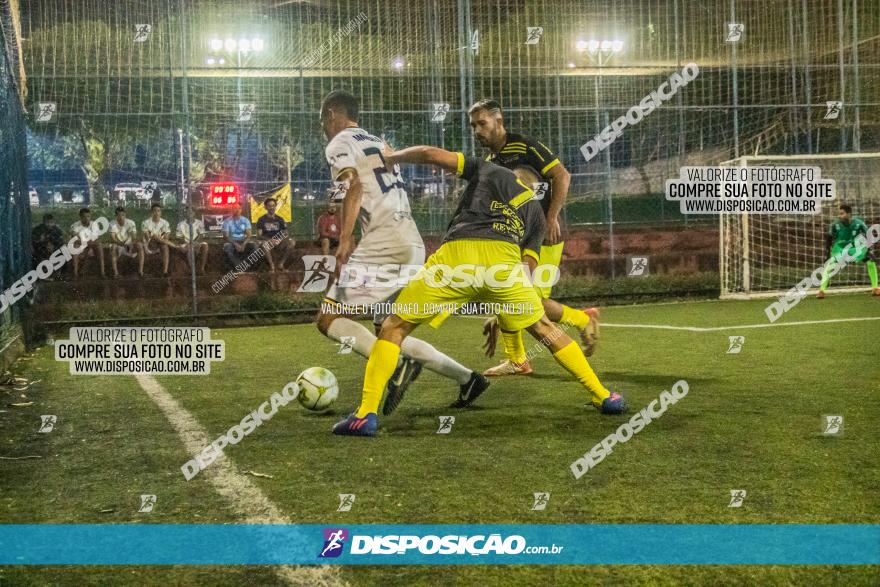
top-left (296, 367), bottom-right (339, 411)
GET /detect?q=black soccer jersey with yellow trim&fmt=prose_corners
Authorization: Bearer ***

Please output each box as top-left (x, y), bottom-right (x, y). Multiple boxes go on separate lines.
top-left (485, 132), bottom-right (561, 216)
top-left (443, 153), bottom-right (545, 261)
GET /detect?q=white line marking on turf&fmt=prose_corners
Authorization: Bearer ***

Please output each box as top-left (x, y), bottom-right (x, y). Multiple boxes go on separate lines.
top-left (602, 323), bottom-right (707, 332)
top-left (604, 316), bottom-right (880, 332)
top-left (134, 374), bottom-right (343, 587)
top-left (458, 313), bottom-right (880, 331)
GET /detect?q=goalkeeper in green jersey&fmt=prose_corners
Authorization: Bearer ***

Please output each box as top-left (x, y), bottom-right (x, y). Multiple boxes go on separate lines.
top-left (817, 204), bottom-right (879, 298)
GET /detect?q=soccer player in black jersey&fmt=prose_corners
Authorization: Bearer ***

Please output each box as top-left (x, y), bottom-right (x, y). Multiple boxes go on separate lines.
top-left (469, 99), bottom-right (599, 377)
top-left (332, 145), bottom-right (626, 436)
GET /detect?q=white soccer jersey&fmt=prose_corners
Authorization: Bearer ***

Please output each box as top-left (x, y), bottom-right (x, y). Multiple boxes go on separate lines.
top-left (141, 217), bottom-right (170, 238)
top-left (109, 218), bottom-right (137, 245)
top-left (324, 127), bottom-right (422, 250)
top-left (70, 220), bottom-right (100, 239)
top-left (176, 219), bottom-right (205, 243)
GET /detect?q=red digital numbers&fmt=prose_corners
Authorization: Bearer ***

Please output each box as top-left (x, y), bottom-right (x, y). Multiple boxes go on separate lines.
top-left (209, 183), bottom-right (239, 206)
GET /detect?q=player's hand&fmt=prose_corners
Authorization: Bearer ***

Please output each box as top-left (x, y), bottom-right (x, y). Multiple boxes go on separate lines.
top-left (482, 317), bottom-right (499, 358)
top-left (335, 237), bottom-right (354, 276)
top-left (546, 216), bottom-right (562, 245)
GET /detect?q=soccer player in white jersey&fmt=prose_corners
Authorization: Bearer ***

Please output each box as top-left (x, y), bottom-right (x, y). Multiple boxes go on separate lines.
top-left (109, 206), bottom-right (145, 278)
top-left (315, 90), bottom-right (489, 413)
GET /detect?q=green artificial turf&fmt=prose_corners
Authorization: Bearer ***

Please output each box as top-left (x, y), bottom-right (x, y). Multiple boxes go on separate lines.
top-left (1, 294), bottom-right (878, 585)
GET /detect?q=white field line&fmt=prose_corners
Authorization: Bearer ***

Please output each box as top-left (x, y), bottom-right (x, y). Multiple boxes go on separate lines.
top-left (601, 323), bottom-right (706, 332)
top-left (134, 374), bottom-right (343, 587)
top-left (456, 313), bottom-right (880, 331)
top-left (603, 316), bottom-right (880, 332)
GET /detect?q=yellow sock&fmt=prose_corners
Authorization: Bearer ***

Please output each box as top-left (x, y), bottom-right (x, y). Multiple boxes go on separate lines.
top-left (502, 330), bottom-right (527, 363)
top-left (552, 341), bottom-right (610, 405)
top-left (356, 339), bottom-right (400, 418)
top-left (560, 305), bottom-right (589, 329)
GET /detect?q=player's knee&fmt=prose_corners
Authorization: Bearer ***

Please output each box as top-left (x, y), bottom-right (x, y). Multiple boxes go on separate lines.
top-left (378, 315), bottom-right (409, 340)
top-left (316, 313), bottom-right (335, 336)
top-left (526, 314), bottom-right (552, 335)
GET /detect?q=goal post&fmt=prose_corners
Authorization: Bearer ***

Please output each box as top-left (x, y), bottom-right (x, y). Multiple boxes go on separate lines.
top-left (719, 153), bottom-right (880, 299)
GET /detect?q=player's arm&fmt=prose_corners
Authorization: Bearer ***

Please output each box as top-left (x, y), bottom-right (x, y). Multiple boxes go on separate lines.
top-left (544, 162), bottom-right (570, 244)
top-left (825, 224), bottom-right (837, 257)
top-left (121, 225), bottom-right (134, 245)
top-left (385, 145), bottom-right (462, 175)
top-left (278, 218), bottom-right (291, 242)
top-left (522, 252), bottom-right (538, 273)
top-left (336, 168), bottom-right (363, 267)
top-left (527, 140), bottom-right (568, 244)
top-left (519, 200), bottom-right (546, 271)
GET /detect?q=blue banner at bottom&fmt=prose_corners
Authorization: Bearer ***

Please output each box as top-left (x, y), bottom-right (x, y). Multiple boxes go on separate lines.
top-left (0, 524), bottom-right (877, 565)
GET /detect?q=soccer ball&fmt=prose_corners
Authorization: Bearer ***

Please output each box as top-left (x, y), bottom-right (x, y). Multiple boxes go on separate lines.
top-left (296, 367), bottom-right (339, 411)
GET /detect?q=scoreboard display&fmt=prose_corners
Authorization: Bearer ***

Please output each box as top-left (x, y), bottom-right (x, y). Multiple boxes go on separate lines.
top-left (209, 183), bottom-right (239, 206)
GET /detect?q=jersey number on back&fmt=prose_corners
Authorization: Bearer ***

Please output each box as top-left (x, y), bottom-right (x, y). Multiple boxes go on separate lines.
top-left (363, 147), bottom-right (405, 194)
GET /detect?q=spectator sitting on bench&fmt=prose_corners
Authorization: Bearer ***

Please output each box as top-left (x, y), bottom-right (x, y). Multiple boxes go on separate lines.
top-left (316, 202), bottom-right (340, 255)
top-left (255, 197), bottom-right (296, 272)
top-left (109, 206), bottom-right (145, 278)
top-left (32, 213), bottom-right (64, 269)
top-left (70, 207), bottom-right (105, 279)
top-left (174, 206), bottom-right (209, 275)
top-left (222, 203), bottom-right (256, 269)
top-left (141, 203), bottom-right (173, 276)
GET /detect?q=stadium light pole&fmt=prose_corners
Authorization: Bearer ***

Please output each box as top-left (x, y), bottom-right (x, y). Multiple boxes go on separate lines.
top-left (207, 37), bottom-right (267, 182)
top-left (579, 38), bottom-right (624, 278)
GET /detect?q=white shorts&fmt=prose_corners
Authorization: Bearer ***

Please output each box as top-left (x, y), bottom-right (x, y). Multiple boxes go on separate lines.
top-left (112, 244), bottom-right (138, 258)
top-left (324, 241), bottom-right (425, 322)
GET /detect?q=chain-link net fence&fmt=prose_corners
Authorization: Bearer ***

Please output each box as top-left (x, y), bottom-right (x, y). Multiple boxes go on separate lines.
top-left (13, 0), bottom-right (880, 325)
top-left (0, 0), bottom-right (32, 361)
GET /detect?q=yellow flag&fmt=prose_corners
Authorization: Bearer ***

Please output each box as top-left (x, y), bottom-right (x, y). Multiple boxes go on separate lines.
top-left (249, 184), bottom-right (292, 223)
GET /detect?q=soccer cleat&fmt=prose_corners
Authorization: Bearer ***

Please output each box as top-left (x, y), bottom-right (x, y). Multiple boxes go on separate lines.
top-left (817, 290), bottom-right (826, 299)
top-left (381, 357), bottom-right (422, 416)
top-left (450, 372), bottom-right (491, 408)
top-left (482, 359), bottom-right (533, 377)
top-left (332, 413), bottom-right (378, 436)
top-left (595, 392), bottom-right (627, 415)
top-left (872, 288), bottom-right (880, 297)
top-left (580, 307), bottom-right (600, 357)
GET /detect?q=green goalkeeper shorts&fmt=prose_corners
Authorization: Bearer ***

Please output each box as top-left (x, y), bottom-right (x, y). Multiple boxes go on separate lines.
top-left (831, 242), bottom-right (869, 264)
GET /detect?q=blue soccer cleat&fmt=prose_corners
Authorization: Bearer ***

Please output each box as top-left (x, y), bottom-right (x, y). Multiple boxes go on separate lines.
top-left (332, 413), bottom-right (378, 437)
top-left (597, 392), bottom-right (627, 415)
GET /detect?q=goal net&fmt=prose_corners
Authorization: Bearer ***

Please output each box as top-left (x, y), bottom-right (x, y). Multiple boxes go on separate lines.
top-left (720, 153), bottom-right (880, 299)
